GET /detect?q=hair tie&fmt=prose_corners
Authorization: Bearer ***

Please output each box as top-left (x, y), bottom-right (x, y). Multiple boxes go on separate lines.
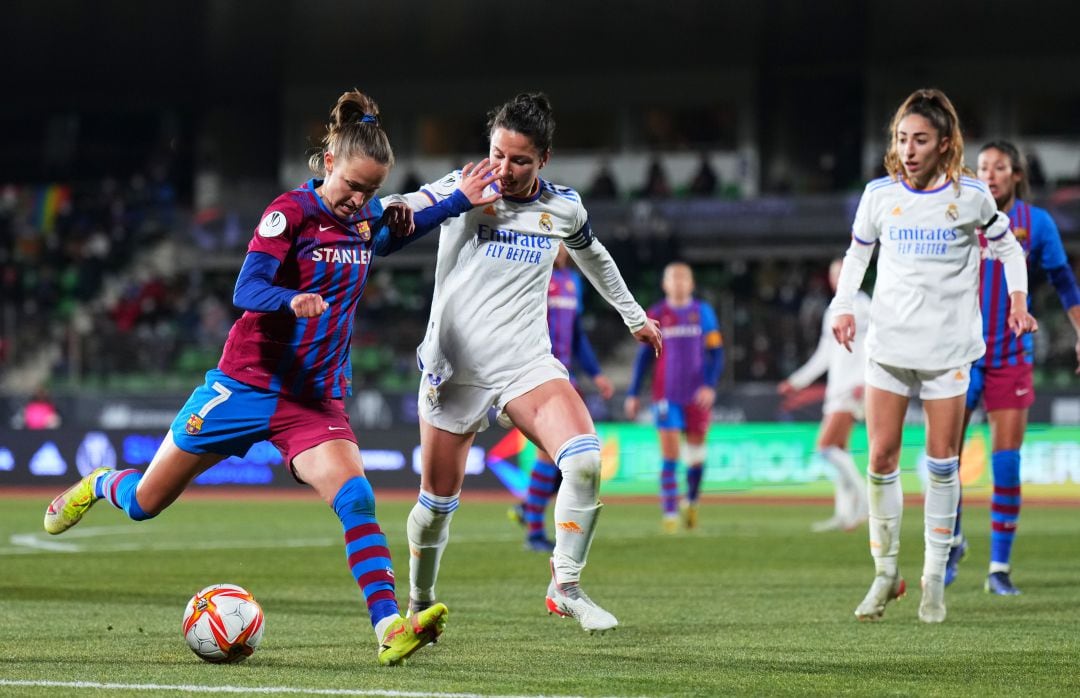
top-left (360, 113), bottom-right (377, 124)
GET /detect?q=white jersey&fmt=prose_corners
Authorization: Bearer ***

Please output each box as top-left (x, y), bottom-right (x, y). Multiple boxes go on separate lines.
top-left (831, 174), bottom-right (1027, 371)
top-left (788, 291), bottom-right (870, 399)
top-left (398, 173), bottom-right (647, 389)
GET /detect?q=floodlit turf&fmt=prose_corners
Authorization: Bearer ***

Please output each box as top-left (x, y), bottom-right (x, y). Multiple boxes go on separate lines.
top-left (1, 494), bottom-right (1079, 697)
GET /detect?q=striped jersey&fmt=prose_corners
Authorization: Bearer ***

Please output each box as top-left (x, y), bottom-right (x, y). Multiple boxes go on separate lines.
top-left (218, 179), bottom-right (382, 399)
top-left (648, 299), bottom-right (722, 405)
top-left (979, 200), bottom-right (1068, 368)
top-left (845, 175), bottom-right (1013, 370)
top-left (548, 267), bottom-right (584, 372)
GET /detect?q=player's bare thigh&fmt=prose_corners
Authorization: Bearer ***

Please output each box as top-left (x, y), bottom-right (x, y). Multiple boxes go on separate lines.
top-left (503, 378), bottom-right (595, 458)
top-left (659, 429), bottom-right (682, 460)
top-left (137, 430), bottom-right (227, 515)
top-left (291, 438), bottom-right (366, 505)
top-left (864, 385), bottom-right (908, 474)
top-left (922, 394), bottom-right (966, 460)
top-left (987, 408), bottom-right (1028, 452)
top-left (419, 417), bottom-right (476, 496)
top-left (818, 411), bottom-right (856, 450)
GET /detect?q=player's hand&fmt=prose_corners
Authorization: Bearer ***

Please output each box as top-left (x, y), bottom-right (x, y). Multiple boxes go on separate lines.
top-left (593, 374), bottom-right (615, 400)
top-left (290, 293), bottom-right (329, 318)
top-left (624, 395), bottom-right (640, 420)
top-left (777, 380), bottom-right (794, 396)
top-left (458, 159), bottom-right (502, 206)
top-left (1007, 307), bottom-right (1038, 337)
top-left (693, 386), bottom-right (716, 411)
top-left (633, 318), bottom-right (663, 357)
top-left (384, 202), bottom-right (415, 238)
top-left (831, 313), bottom-right (856, 352)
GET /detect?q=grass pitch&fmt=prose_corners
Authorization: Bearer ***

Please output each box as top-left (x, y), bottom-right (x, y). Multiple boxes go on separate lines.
top-left (1, 493), bottom-right (1078, 697)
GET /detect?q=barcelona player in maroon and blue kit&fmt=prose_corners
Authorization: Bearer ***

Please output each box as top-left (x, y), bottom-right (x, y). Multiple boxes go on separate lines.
top-left (625, 262), bottom-right (724, 532)
top-left (42, 90), bottom-right (499, 665)
top-left (513, 245), bottom-right (614, 552)
top-left (946, 141), bottom-right (1080, 594)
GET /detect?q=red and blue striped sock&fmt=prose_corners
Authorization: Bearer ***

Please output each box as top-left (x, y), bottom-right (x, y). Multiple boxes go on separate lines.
top-left (990, 449), bottom-right (1021, 570)
top-left (333, 476), bottom-right (399, 629)
top-left (94, 469), bottom-right (152, 520)
top-left (660, 459), bottom-right (679, 515)
top-left (524, 457), bottom-right (559, 541)
top-left (686, 464), bottom-right (703, 504)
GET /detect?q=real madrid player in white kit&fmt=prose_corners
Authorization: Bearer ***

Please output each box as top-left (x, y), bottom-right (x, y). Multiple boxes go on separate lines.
top-left (398, 93), bottom-right (662, 634)
top-left (830, 89), bottom-right (1037, 623)
top-left (779, 258), bottom-right (870, 532)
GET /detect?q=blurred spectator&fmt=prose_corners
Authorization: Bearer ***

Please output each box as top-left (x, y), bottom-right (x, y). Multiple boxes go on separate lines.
top-left (14, 387), bottom-right (61, 429)
top-left (636, 158), bottom-right (671, 198)
top-left (689, 153), bottom-right (718, 196)
top-left (589, 163), bottom-right (618, 200)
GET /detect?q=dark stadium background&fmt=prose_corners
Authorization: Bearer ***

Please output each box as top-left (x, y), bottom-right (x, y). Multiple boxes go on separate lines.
top-left (3, 0), bottom-right (1080, 488)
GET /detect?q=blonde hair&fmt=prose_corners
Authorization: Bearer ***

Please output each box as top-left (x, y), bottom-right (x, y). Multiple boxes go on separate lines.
top-left (308, 89), bottom-right (394, 175)
top-left (884, 88), bottom-right (969, 190)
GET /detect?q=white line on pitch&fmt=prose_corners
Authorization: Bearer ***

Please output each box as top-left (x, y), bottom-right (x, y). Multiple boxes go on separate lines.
top-left (0, 679), bottom-right (634, 698)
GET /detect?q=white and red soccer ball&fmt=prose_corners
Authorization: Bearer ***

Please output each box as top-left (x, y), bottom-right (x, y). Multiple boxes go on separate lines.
top-left (182, 583), bottom-right (265, 663)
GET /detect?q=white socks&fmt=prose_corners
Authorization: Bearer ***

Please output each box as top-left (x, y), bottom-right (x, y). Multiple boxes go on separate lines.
top-left (407, 490), bottom-right (459, 604)
top-left (924, 456), bottom-right (960, 580)
top-left (867, 469), bottom-right (902, 577)
top-left (552, 435), bottom-right (603, 585)
top-left (822, 446), bottom-right (867, 523)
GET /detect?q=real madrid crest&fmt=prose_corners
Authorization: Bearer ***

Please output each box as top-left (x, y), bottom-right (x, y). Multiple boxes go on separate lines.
top-left (945, 203), bottom-right (959, 222)
top-left (539, 212), bottom-right (553, 233)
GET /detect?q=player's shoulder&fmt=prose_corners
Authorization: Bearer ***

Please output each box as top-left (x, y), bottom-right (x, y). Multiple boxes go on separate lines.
top-left (864, 175), bottom-right (898, 195)
top-left (958, 175), bottom-right (990, 197)
top-left (1025, 201), bottom-right (1059, 232)
top-left (258, 184), bottom-right (315, 236)
top-left (538, 179), bottom-right (586, 212)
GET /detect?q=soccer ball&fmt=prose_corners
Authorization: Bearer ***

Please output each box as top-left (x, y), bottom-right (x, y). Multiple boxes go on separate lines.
top-left (182, 583), bottom-right (265, 663)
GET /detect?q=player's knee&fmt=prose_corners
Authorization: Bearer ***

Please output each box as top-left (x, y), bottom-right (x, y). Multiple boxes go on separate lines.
top-left (683, 442), bottom-right (707, 466)
top-left (331, 476), bottom-right (376, 518)
top-left (926, 456), bottom-right (959, 483)
top-left (555, 434), bottom-right (601, 484)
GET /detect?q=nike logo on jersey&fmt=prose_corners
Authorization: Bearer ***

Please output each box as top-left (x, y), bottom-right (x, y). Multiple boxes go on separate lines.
top-left (319, 224), bottom-right (335, 232)
top-left (1015, 388), bottom-right (1030, 396)
top-left (328, 425), bottom-right (348, 431)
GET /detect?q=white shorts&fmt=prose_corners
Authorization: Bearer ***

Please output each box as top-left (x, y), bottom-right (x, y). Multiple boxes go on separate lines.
top-left (823, 389), bottom-right (865, 420)
top-left (865, 359), bottom-right (970, 401)
top-left (418, 354), bottom-right (569, 434)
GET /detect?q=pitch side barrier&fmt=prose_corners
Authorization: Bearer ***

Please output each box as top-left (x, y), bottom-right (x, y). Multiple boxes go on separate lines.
top-left (2, 423), bottom-right (1079, 500)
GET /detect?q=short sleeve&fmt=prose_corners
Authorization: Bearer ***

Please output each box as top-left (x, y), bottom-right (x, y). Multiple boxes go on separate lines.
top-left (851, 185), bottom-right (880, 245)
top-left (248, 197), bottom-right (302, 262)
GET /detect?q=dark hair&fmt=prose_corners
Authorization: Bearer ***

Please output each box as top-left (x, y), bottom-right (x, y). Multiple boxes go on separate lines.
top-left (884, 88), bottom-right (968, 190)
top-left (308, 89), bottom-right (394, 175)
top-left (486, 92), bottom-right (556, 153)
top-left (979, 140), bottom-right (1030, 201)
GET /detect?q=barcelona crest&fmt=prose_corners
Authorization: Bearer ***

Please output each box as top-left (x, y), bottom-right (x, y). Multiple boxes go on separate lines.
top-left (185, 413), bottom-right (204, 435)
top-left (357, 220), bottom-right (371, 242)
